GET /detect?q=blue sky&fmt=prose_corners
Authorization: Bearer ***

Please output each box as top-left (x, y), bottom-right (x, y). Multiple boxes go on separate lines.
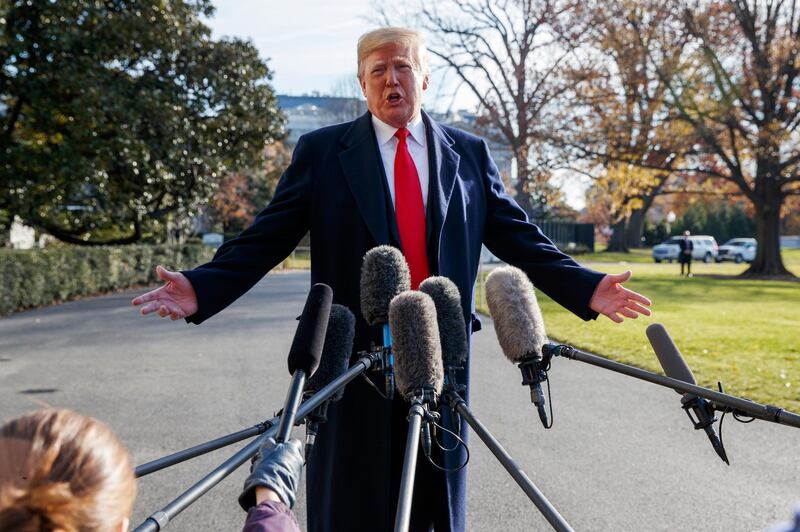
top-left (205, 1), bottom-right (472, 111)
top-left (207, 1), bottom-right (371, 97)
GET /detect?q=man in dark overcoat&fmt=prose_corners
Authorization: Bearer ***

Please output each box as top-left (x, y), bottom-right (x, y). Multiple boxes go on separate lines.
top-left (133, 27), bottom-right (651, 532)
top-left (678, 230), bottom-right (694, 276)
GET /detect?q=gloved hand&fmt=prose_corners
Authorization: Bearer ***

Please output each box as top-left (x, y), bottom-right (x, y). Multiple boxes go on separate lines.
top-left (238, 437), bottom-right (304, 511)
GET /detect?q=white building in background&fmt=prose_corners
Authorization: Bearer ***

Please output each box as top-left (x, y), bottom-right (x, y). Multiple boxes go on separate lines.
top-left (9, 216), bottom-right (35, 249)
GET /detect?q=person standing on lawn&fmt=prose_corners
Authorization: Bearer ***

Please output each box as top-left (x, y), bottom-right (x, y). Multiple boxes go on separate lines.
top-left (679, 230), bottom-right (694, 277)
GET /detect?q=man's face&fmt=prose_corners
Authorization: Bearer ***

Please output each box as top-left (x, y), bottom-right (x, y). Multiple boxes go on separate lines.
top-left (360, 42), bottom-right (429, 128)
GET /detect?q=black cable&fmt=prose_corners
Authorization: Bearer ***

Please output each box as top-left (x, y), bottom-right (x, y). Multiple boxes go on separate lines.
top-left (360, 373), bottom-right (388, 399)
top-left (543, 373), bottom-right (554, 429)
top-left (425, 419), bottom-right (470, 472)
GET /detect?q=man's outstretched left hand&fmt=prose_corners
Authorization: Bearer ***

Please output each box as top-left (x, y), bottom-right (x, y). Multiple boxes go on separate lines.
top-left (589, 271), bottom-right (652, 323)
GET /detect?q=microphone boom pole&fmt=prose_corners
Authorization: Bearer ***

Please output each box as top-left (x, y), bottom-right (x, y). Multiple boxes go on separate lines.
top-left (395, 396), bottom-right (426, 532)
top-left (133, 349), bottom-right (385, 532)
top-left (135, 419), bottom-right (276, 478)
top-left (546, 344), bottom-right (800, 429)
top-left (445, 390), bottom-right (573, 532)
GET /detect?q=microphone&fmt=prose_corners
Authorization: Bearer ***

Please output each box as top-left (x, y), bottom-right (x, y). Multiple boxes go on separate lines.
top-left (419, 276), bottom-right (467, 393)
top-left (360, 245), bottom-right (411, 398)
top-left (276, 283), bottom-right (332, 443)
top-left (303, 304), bottom-right (356, 457)
top-left (390, 290), bottom-right (443, 459)
top-left (388, 290), bottom-right (443, 532)
top-left (390, 290), bottom-right (444, 401)
top-left (484, 266), bottom-right (551, 428)
top-left (646, 323), bottom-right (729, 465)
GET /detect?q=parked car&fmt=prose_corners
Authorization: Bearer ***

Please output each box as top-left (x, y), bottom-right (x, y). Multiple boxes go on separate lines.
top-left (715, 238), bottom-right (756, 263)
top-left (652, 235), bottom-right (719, 263)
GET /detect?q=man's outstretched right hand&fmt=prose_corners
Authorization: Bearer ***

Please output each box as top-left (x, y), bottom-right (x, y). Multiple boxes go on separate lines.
top-left (131, 265), bottom-right (198, 320)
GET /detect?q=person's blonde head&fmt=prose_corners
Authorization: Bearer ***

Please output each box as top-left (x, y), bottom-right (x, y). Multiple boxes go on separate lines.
top-left (0, 409), bottom-right (136, 532)
top-left (357, 27), bottom-right (430, 80)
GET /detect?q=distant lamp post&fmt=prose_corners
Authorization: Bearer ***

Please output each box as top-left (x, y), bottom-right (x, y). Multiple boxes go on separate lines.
top-left (666, 211), bottom-right (676, 234)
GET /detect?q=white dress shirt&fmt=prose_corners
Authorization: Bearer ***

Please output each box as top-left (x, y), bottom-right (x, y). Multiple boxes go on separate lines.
top-left (371, 113), bottom-right (429, 210)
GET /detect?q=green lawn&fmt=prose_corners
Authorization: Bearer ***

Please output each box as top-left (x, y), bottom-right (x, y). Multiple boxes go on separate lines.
top-left (476, 249), bottom-right (800, 412)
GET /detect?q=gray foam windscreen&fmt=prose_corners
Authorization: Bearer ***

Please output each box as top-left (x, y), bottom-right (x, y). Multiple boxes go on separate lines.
top-left (485, 266), bottom-right (548, 362)
top-left (419, 276), bottom-right (468, 368)
top-left (360, 246), bottom-right (411, 326)
top-left (388, 291), bottom-right (444, 397)
top-left (646, 323), bottom-right (697, 391)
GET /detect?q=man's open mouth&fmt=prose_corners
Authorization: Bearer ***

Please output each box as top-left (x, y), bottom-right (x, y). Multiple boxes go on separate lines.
top-left (387, 93), bottom-right (402, 102)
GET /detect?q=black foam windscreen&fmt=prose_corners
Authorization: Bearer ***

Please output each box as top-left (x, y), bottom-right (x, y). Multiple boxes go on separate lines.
top-left (388, 291), bottom-right (444, 397)
top-left (484, 266), bottom-right (548, 362)
top-left (419, 276), bottom-right (467, 368)
top-left (287, 283), bottom-right (332, 376)
top-left (305, 304), bottom-right (356, 401)
top-left (646, 323), bottom-right (697, 391)
top-left (360, 246), bottom-right (411, 326)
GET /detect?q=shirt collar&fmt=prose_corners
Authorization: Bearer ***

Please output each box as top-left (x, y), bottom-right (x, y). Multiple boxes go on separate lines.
top-left (371, 113), bottom-right (426, 147)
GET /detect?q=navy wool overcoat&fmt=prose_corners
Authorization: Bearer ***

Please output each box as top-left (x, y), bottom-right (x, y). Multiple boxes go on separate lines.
top-left (183, 111), bottom-right (604, 532)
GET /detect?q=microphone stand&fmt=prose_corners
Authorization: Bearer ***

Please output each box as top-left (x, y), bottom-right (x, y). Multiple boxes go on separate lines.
top-left (442, 368), bottom-right (574, 532)
top-left (133, 351), bottom-right (385, 532)
top-left (135, 419), bottom-right (277, 478)
top-left (394, 388), bottom-right (437, 532)
top-left (544, 344), bottom-right (800, 429)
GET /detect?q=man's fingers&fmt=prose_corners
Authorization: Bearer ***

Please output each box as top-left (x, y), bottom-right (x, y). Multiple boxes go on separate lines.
top-left (158, 305), bottom-right (169, 317)
top-left (618, 307), bottom-right (638, 319)
top-left (156, 265), bottom-right (181, 283)
top-left (608, 271), bottom-right (632, 285)
top-left (626, 301), bottom-right (652, 316)
top-left (162, 301), bottom-right (184, 320)
top-left (606, 312), bottom-right (623, 323)
top-left (139, 301), bottom-right (163, 315)
top-left (132, 288), bottom-right (163, 306)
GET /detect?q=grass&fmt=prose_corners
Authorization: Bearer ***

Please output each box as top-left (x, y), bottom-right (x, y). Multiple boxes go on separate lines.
top-left (476, 249), bottom-right (800, 412)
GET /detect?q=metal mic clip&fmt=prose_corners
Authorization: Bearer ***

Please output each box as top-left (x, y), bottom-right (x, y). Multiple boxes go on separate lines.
top-left (408, 390), bottom-right (440, 459)
top-left (518, 352), bottom-right (551, 428)
top-left (682, 394), bottom-right (730, 465)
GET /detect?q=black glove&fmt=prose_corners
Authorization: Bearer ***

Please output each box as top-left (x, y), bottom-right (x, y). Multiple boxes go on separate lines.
top-left (238, 437), bottom-right (304, 511)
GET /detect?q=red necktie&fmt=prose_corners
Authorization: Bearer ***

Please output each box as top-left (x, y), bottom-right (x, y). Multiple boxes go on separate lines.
top-left (394, 128), bottom-right (429, 289)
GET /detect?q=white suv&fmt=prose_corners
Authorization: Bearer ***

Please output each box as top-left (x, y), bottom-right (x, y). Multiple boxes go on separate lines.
top-left (715, 238), bottom-right (757, 263)
top-left (652, 235), bottom-right (719, 263)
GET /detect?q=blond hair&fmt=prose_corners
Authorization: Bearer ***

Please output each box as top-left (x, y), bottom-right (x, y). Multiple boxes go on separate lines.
top-left (0, 409), bottom-right (136, 532)
top-left (357, 27), bottom-right (430, 79)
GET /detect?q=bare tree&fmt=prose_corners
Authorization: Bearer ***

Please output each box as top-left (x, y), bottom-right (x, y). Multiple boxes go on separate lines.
top-left (380, 0), bottom-right (586, 217)
top-left (639, 0), bottom-right (800, 276)
top-left (557, 0), bottom-right (693, 251)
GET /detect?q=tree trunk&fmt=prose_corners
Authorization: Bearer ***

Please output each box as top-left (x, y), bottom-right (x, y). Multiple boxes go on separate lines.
top-left (606, 220), bottom-right (628, 252)
top-left (745, 181), bottom-right (792, 277)
top-left (624, 208), bottom-right (646, 249)
top-left (513, 145), bottom-right (534, 216)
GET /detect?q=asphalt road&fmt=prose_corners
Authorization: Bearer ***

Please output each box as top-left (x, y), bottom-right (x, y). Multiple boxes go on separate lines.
top-left (1, 270), bottom-right (799, 531)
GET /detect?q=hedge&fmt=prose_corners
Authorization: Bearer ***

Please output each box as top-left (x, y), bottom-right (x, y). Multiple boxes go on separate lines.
top-left (0, 244), bottom-right (215, 316)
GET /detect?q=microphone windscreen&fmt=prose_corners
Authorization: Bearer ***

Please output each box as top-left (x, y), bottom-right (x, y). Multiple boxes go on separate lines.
top-left (485, 266), bottom-right (548, 362)
top-left (287, 283), bottom-right (332, 376)
top-left (306, 304), bottom-right (356, 401)
top-left (360, 246), bottom-right (411, 326)
top-left (419, 276), bottom-right (467, 368)
top-left (389, 291), bottom-right (444, 397)
top-left (646, 323), bottom-right (697, 390)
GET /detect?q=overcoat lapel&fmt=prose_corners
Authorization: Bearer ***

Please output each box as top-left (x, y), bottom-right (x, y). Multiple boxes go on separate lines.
top-left (338, 111), bottom-right (461, 265)
top-left (423, 112), bottom-right (460, 270)
top-left (338, 113), bottom-right (392, 246)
